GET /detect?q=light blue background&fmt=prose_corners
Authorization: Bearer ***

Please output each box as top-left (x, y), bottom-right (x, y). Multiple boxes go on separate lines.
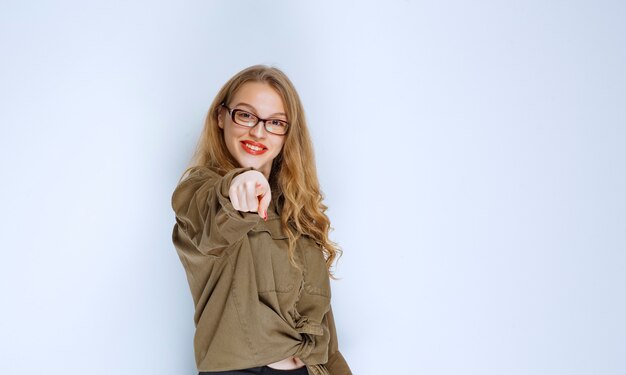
top-left (1, 1), bottom-right (624, 374)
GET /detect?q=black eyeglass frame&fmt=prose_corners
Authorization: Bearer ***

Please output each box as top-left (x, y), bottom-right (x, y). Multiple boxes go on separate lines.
top-left (220, 103), bottom-right (290, 136)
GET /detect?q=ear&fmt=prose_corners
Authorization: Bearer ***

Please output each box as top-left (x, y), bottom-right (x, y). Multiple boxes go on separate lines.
top-left (216, 106), bottom-right (224, 129)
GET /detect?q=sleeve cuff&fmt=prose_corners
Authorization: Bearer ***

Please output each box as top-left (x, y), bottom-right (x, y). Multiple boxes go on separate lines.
top-left (326, 350), bottom-right (352, 375)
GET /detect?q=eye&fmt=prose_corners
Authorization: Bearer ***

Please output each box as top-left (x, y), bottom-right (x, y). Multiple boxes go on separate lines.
top-left (234, 110), bottom-right (256, 122)
top-left (267, 119), bottom-right (286, 127)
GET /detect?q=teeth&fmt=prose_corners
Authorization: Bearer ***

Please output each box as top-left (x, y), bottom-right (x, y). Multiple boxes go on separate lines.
top-left (245, 143), bottom-right (263, 151)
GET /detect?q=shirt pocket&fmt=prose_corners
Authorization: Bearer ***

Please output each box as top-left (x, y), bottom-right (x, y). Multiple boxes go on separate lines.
top-left (248, 219), bottom-right (302, 294)
top-left (300, 237), bottom-right (332, 299)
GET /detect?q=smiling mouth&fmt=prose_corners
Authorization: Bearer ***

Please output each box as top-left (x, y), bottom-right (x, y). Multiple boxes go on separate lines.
top-left (241, 141), bottom-right (267, 154)
top-left (243, 142), bottom-right (265, 151)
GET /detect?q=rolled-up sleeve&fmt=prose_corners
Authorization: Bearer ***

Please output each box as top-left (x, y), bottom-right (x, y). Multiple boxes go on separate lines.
top-left (171, 165), bottom-right (260, 256)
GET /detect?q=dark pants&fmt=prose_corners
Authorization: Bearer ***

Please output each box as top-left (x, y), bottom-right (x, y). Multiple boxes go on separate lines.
top-left (199, 365), bottom-right (308, 375)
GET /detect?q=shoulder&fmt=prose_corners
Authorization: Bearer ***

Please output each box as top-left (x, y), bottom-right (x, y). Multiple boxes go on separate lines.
top-left (299, 235), bottom-right (328, 269)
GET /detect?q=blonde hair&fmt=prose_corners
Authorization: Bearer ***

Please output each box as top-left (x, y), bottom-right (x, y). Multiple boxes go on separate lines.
top-left (178, 64), bottom-right (342, 280)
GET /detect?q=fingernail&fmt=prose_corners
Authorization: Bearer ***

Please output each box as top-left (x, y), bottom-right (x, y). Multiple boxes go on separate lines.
top-left (263, 210), bottom-right (267, 221)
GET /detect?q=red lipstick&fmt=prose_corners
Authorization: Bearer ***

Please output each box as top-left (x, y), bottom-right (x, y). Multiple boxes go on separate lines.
top-left (241, 140), bottom-right (267, 155)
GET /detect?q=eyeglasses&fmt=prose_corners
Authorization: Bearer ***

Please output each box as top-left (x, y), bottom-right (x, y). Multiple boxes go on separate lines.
top-left (221, 103), bottom-right (289, 135)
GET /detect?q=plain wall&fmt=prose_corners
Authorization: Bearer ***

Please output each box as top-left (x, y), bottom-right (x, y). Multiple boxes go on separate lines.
top-left (1, 1), bottom-right (624, 374)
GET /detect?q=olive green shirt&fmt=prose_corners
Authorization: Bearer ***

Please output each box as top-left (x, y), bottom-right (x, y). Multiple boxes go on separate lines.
top-left (171, 165), bottom-right (352, 375)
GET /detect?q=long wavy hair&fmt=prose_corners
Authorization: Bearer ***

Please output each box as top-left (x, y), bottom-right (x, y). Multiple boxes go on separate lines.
top-left (177, 64), bottom-right (342, 280)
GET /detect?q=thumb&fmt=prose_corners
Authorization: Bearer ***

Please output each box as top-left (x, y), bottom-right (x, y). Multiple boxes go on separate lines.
top-left (256, 187), bottom-right (271, 221)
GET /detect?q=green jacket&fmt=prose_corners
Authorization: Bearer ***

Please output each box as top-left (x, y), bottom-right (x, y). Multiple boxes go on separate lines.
top-left (171, 165), bottom-right (352, 375)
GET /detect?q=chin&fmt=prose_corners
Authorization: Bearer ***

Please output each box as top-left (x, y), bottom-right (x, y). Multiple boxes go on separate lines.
top-left (236, 159), bottom-right (261, 171)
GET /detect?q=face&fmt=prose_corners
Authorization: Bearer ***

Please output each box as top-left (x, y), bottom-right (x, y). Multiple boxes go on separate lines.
top-left (218, 81), bottom-right (287, 180)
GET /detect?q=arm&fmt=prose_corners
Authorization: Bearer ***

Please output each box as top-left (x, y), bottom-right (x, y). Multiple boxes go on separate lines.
top-left (171, 165), bottom-right (261, 256)
top-left (325, 305), bottom-right (352, 375)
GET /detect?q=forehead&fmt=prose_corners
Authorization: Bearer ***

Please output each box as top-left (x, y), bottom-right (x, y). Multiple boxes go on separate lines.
top-left (230, 81), bottom-right (286, 114)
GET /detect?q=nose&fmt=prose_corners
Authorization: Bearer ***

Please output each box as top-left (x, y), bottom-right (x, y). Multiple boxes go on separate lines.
top-left (250, 120), bottom-right (268, 138)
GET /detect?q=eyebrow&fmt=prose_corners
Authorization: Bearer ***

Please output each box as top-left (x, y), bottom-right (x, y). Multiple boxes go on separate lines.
top-left (233, 102), bottom-right (287, 118)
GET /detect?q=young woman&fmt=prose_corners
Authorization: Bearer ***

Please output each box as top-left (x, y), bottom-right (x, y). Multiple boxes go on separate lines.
top-left (171, 65), bottom-right (352, 375)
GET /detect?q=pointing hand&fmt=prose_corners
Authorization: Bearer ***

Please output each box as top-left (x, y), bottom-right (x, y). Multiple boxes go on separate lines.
top-left (229, 170), bottom-right (271, 221)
